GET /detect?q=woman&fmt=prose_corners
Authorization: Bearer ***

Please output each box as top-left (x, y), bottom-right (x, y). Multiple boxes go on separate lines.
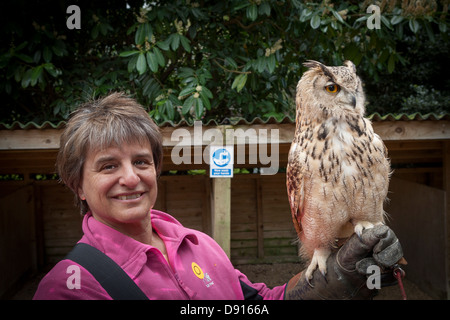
top-left (33, 92), bottom-right (403, 300)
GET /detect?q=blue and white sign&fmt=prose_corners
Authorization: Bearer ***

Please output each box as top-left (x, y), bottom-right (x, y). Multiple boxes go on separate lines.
top-left (210, 146), bottom-right (234, 178)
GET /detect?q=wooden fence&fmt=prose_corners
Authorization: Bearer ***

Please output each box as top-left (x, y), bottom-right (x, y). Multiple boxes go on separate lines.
top-left (1, 119), bottom-right (449, 299)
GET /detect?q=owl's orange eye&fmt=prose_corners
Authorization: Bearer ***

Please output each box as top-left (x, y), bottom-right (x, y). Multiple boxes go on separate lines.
top-left (325, 84), bottom-right (339, 93)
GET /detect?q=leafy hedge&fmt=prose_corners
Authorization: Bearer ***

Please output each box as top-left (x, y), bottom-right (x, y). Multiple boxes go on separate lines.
top-left (1, 0), bottom-right (448, 125)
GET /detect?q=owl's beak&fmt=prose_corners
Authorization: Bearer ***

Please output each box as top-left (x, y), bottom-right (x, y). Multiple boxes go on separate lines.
top-left (351, 95), bottom-right (357, 108)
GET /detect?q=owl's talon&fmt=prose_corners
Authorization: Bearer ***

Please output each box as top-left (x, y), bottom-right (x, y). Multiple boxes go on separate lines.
top-left (354, 221), bottom-right (375, 238)
top-left (305, 275), bottom-right (314, 288)
top-left (320, 269), bottom-right (327, 283)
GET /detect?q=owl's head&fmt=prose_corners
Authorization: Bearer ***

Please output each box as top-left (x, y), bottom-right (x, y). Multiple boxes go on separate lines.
top-left (296, 60), bottom-right (365, 120)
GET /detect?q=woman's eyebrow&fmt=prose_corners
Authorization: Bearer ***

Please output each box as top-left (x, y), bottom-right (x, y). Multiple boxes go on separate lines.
top-left (94, 152), bottom-right (153, 165)
top-left (134, 152), bottom-right (153, 159)
top-left (93, 155), bottom-right (117, 166)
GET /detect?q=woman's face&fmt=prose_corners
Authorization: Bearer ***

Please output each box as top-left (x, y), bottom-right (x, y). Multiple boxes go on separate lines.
top-left (78, 140), bottom-right (158, 230)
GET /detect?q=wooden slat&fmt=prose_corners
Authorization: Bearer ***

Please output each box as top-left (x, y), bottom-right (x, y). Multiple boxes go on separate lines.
top-left (385, 140), bottom-right (443, 151)
top-left (2, 121), bottom-right (448, 151)
top-left (373, 120), bottom-right (450, 141)
top-left (0, 129), bottom-right (62, 150)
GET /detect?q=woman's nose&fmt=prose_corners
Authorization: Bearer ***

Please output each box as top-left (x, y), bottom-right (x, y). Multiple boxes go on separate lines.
top-left (119, 164), bottom-right (140, 187)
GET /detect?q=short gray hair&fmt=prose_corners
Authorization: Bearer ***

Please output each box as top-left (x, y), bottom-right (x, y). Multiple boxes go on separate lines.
top-left (56, 92), bottom-right (163, 214)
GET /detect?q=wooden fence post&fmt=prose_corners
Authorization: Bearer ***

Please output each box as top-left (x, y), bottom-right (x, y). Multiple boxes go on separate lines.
top-left (211, 177), bottom-right (231, 257)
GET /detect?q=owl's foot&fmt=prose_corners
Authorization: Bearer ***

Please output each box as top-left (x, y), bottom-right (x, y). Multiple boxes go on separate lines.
top-left (353, 220), bottom-right (383, 237)
top-left (305, 248), bottom-right (331, 287)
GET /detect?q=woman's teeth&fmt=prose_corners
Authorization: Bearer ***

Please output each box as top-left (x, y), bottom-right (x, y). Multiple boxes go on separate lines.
top-left (116, 193), bottom-right (141, 200)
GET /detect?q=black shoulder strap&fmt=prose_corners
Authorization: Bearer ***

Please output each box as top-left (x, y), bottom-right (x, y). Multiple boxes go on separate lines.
top-left (65, 243), bottom-right (149, 300)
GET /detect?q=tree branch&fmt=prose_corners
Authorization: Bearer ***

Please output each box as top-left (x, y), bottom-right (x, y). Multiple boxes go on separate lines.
top-left (212, 59), bottom-right (251, 75)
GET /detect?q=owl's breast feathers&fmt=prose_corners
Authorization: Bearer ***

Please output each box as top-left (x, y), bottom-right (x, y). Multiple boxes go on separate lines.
top-left (287, 114), bottom-right (390, 238)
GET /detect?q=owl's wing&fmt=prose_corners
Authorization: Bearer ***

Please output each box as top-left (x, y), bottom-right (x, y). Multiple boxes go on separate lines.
top-left (286, 161), bottom-right (306, 238)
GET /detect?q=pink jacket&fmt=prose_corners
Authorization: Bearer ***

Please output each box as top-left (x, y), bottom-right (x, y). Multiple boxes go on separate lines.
top-left (33, 210), bottom-right (286, 300)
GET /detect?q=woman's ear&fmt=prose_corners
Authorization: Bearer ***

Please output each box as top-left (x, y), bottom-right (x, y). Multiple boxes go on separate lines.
top-left (77, 187), bottom-right (86, 201)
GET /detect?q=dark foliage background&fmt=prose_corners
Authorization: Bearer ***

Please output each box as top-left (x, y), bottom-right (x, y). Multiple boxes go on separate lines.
top-left (1, 0), bottom-right (448, 125)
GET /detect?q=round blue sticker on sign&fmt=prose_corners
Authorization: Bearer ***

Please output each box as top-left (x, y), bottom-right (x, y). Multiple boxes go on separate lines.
top-left (212, 148), bottom-right (231, 167)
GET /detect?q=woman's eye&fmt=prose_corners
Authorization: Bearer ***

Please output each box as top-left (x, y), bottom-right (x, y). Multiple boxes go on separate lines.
top-left (135, 159), bottom-right (151, 166)
top-left (325, 84), bottom-right (339, 93)
top-left (101, 164), bottom-right (116, 171)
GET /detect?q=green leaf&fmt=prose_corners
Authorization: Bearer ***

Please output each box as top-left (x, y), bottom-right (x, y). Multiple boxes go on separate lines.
top-left (179, 86), bottom-right (196, 98)
top-left (195, 96), bottom-right (204, 118)
top-left (119, 50), bottom-right (140, 57)
top-left (300, 8), bottom-right (313, 23)
top-left (391, 15), bottom-right (403, 25)
top-left (354, 15), bottom-right (368, 25)
top-left (232, 73), bottom-right (247, 92)
top-left (135, 24), bottom-right (146, 45)
top-left (33, 51), bottom-right (41, 64)
top-left (267, 54), bottom-right (276, 73)
top-left (146, 51), bottom-right (158, 72)
top-left (153, 47), bottom-right (165, 67)
top-left (144, 23), bottom-right (153, 40)
top-left (256, 57), bottom-right (266, 73)
top-left (331, 20), bottom-right (339, 30)
top-left (164, 100), bottom-right (175, 120)
top-left (15, 53), bottom-right (33, 63)
top-left (225, 57), bottom-right (238, 69)
top-left (259, 2), bottom-right (271, 16)
top-left (156, 40), bottom-right (170, 51)
top-left (310, 15), bottom-right (321, 29)
top-left (21, 69), bottom-right (32, 88)
top-left (170, 33), bottom-right (180, 51)
top-left (44, 63), bottom-right (58, 77)
top-left (387, 54), bottom-right (395, 74)
top-left (136, 52), bottom-right (147, 75)
top-left (378, 49), bottom-right (390, 64)
top-left (127, 23), bottom-right (138, 35)
top-left (331, 10), bottom-right (344, 24)
top-left (43, 47), bottom-right (52, 62)
top-left (381, 15), bottom-right (393, 30)
top-left (200, 91), bottom-right (211, 110)
top-left (247, 4), bottom-right (258, 21)
top-left (30, 65), bottom-right (43, 86)
top-left (182, 95), bottom-right (195, 114)
top-left (201, 86), bottom-right (213, 99)
top-left (127, 54), bottom-right (138, 73)
top-left (135, 23), bottom-right (152, 45)
top-left (409, 19), bottom-right (420, 33)
top-left (180, 35), bottom-right (191, 52)
top-left (178, 67), bottom-right (195, 78)
top-left (52, 43), bottom-right (64, 57)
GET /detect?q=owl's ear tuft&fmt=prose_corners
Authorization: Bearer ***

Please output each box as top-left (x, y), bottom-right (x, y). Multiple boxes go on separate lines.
top-left (303, 60), bottom-right (334, 81)
top-left (303, 60), bottom-right (324, 70)
top-left (343, 60), bottom-right (356, 73)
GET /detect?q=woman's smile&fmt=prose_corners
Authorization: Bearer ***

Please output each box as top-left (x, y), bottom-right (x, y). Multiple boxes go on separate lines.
top-left (112, 192), bottom-right (146, 201)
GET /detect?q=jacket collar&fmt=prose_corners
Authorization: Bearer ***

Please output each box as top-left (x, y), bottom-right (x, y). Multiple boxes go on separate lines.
top-left (79, 210), bottom-right (198, 278)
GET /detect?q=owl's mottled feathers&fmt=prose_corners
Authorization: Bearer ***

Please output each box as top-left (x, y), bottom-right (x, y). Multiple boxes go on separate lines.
top-left (286, 60), bottom-right (391, 280)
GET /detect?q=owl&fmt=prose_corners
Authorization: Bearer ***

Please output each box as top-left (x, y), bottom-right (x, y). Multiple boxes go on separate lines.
top-left (286, 60), bottom-right (391, 282)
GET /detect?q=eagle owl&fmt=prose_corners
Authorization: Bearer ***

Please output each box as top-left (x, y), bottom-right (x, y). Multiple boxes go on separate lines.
top-left (286, 60), bottom-right (391, 281)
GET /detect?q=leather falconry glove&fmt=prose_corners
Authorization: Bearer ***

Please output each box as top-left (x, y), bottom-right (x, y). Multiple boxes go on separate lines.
top-left (284, 225), bottom-right (405, 300)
